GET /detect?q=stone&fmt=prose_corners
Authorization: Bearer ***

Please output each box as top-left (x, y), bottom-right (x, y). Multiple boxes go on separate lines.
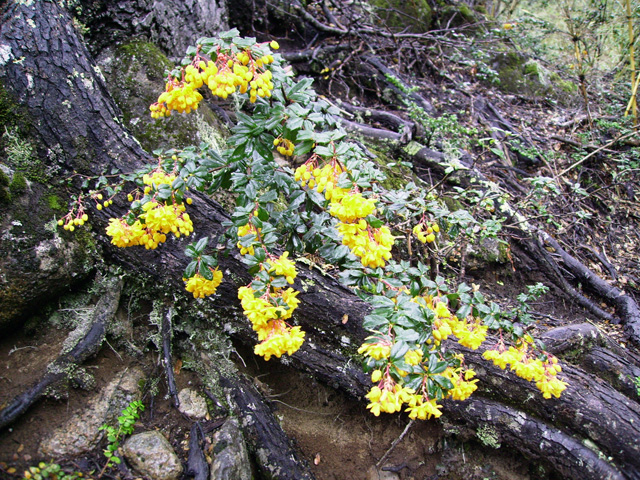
top-left (123, 430), bottom-right (183, 480)
top-left (467, 237), bottom-right (510, 268)
top-left (210, 418), bottom-right (251, 480)
top-left (177, 388), bottom-right (208, 419)
top-left (366, 465), bottom-right (400, 480)
top-left (39, 368), bottom-right (144, 457)
top-left (96, 40), bottom-right (224, 154)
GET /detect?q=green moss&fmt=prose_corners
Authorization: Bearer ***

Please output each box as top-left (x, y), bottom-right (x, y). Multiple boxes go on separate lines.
top-left (403, 141), bottom-right (423, 157)
top-left (476, 424), bottom-right (501, 449)
top-left (523, 62), bottom-right (539, 76)
top-left (439, 3), bottom-right (477, 27)
top-left (0, 186), bottom-right (10, 204)
top-left (370, 0), bottom-right (432, 32)
top-left (116, 41), bottom-right (173, 81)
top-left (367, 145), bottom-right (415, 190)
top-left (0, 169), bottom-right (9, 187)
top-left (549, 73), bottom-right (578, 93)
top-left (107, 40), bottom-right (225, 152)
top-left (0, 169), bottom-right (10, 204)
top-left (0, 82), bottom-right (26, 130)
top-left (46, 194), bottom-right (65, 212)
top-left (9, 171), bottom-right (27, 194)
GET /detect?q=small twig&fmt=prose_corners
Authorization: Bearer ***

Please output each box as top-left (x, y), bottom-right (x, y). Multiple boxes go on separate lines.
top-left (375, 420), bottom-right (414, 469)
top-left (270, 398), bottom-right (335, 415)
top-left (557, 130), bottom-right (639, 177)
top-left (8, 345), bottom-right (37, 355)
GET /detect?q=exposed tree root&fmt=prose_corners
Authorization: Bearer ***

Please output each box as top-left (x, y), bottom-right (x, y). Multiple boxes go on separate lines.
top-left (162, 307), bottom-right (180, 409)
top-left (444, 397), bottom-right (627, 480)
top-left (0, 278), bottom-right (123, 430)
top-left (2, 2), bottom-right (639, 479)
top-left (219, 373), bottom-right (316, 480)
top-left (541, 233), bottom-right (640, 345)
top-left (186, 422), bottom-right (209, 480)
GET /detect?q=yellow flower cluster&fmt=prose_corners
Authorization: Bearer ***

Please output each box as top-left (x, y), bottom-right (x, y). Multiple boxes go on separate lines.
top-left (365, 370), bottom-right (445, 420)
top-left (357, 340), bottom-right (391, 360)
top-left (274, 137), bottom-right (295, 156)
top-left (405, 396), bottom-right (443, 420)
top-left (366, 382), bottom-right (415, 416)
top-left (142, 201), bottom-right (193, 238)
top-left (238, 284), bottom-right (305, 360)
top-left (150, 79), bottom-right (204, 118)
top-left (338, 220), bottom-right (395, 268)
top-left (294, 159), bottom-right (394, 268)
top-left (483, 343), bottom-right (567, 398)
top-left (442, 366), bottom-right (478, 401)
top-left (58, 213), bottom-right (89, 231)
top-left (294, 161), bottom-right (347, 203)
top-left (267, 252), bottom-right (297, 284)
top-left (237, 222), bottom-right (261, 256)
top-left (253, 320), bottom-right (305, 361)
top-left (416, 297), bottom-right (487, 350)
top-left (329, 192), bottom-right (376, 223)
top-left (106, 200), bottom-right (193, 249)
top-left (151, 43), bottom-right (278, 117)
top-left (143, 170), bottom-right (176, 191)
top-left (184, 269), bottom-right (223, 298)
top-left (413, 221), bottom-right (440, 243)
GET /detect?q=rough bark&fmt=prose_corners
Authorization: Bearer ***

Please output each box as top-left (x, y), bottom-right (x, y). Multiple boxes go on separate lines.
top-left (76, 0), bottom-right (228, 57)
top-left (1, 2), bottom-right (639, 479)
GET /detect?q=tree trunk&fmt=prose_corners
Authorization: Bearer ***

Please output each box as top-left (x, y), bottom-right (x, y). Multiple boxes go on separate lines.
top-left (1, 2), bottom-right (639, 479)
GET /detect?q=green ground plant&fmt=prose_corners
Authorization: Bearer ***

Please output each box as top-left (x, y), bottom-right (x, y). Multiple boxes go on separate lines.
top-left (61, 31), bottom-right (567, 421)
top-left (22, 462), bottom-right (85, 480)
top-left (98, 400), bottom-right (144, 474)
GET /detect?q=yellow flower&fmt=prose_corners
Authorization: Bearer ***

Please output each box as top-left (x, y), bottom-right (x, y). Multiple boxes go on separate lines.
top-left (106, 218), bottom-right (145, 248)
top-left (404, 349), bottom-right (423, 366)
top-left (253, 319), bottom-right (305, 361)
top-left (267, 251), bottom-right (297, 284)
top-left (184, 269), bottom-right (223, 298)
top-left (329, 192), bottom-right (376, 223)
top-left (405, 397), bottom-right (442, 420)
top-left (358, 341), bottom-right (391, 360)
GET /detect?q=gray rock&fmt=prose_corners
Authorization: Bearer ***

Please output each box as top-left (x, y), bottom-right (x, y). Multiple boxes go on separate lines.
top-left (95, 40), bottom-right (228, 154)
top-left (210, 418), bottom-right (251, 480)
top-left (123, 430), bottom-right (183, 480)
top-left (178, 388), bottom-right (208, 419)
top-left (366, 465), bottom-right (400, 480)
top-left (39, 368), bottom-right (144, 457)
top-left (467, 236), bottom-right (509, 268)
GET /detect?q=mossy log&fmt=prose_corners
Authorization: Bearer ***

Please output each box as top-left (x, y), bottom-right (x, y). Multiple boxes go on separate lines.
top-left (1, 2), bottom-right (639, 479)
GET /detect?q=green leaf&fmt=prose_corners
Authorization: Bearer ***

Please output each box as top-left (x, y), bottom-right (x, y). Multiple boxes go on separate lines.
top-left (433, 375), bottom-right (454, 390)
top-left (366, 215), bottom-right (383, 228)
top-left (195, 237), bottom-right (209, 253)
top-left (390, 340), bottom-right (410, 362)
top-left (259, 190), bottom-right (278, 203)
top-left (199, 262), bottom-right (213, 280)
top-left (363, 314), bottom-right (388, 330)
top-left (201, 255), bottom-right (217, 267)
